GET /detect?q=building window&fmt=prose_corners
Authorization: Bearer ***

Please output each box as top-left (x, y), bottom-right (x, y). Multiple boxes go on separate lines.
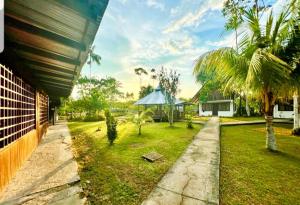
top-left (0, 65), bottom-right (36, 149)
top-left (202, 103), bottom-right (212, 111)
top-left (39, 93), bottom-right (48, 125)
top-left (218, 102), bottom-right (230, 111)
top-left (278, 103), bottom-right (293, 111)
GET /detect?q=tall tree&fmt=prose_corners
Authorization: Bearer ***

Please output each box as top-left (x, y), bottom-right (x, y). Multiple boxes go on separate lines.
top-left (194, 0), bottom-right (299, 151)
top-left (150, 68), bottom-right (157, 87)
top-left (158, 67), bottom-right (180, 127)
top-left (87, 45), bottom-right (101, 86)
top-left (134, 67), bottom-right (148, 88)
top-left (139, 85), bottom-right (154, 99)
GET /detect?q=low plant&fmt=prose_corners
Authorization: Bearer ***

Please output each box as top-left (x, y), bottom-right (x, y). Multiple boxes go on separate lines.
top-left (186, 115), bottom-right (193, 129)
top-left (292, 128), bottom-right (300, 136)
top-left (105, 110), bottom-right (117, 145)
top-left (132, 109), bottom-right (153, 135)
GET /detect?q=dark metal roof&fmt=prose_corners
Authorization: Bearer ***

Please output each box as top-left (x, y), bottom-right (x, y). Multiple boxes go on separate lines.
top-left (1, 0), bottom-right (109, 103)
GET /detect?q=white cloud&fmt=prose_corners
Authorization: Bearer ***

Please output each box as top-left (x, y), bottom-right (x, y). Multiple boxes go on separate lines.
top-left (163, 0), bottom-right (225, 33)
top-left (206, 32), bottom-right (236, 47)
top-left (146, 0), bottom-right (165, 11)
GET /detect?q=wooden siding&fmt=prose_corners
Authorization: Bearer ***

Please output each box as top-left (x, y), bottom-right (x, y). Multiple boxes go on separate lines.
top-left (0, 65), bottom-right (49, 195)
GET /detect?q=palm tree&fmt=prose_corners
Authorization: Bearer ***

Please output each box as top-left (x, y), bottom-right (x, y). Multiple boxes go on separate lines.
top-left (194, 1), bottom-right (299, 151)
top-left (150, 68), bottom-right (157, 87)
top-left (134, 67), bottom-right (148, 88)
top-left (132, 109), bottom-right (153, 135)
top-left (87, 45), bottom-right (101, 86)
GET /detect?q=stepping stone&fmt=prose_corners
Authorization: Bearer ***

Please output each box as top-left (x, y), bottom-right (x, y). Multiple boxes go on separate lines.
top-left (142, 152), bottom-right (163, 162)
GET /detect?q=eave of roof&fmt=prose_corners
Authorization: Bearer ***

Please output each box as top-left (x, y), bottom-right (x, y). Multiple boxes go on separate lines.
top-left (1, 0), bottom-right (109, 103)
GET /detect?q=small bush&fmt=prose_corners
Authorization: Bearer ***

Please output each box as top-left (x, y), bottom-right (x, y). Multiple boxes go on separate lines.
top-left (186, 115), bottom-right (193, 129)
top-left (105, 110), bottom-right (118, 145)
top-left (292, 128), bottom-right (300, 136)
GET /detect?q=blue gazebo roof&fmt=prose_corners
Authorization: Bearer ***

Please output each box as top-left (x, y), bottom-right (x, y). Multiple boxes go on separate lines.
top-left (134, 86), bottom-right (183, 105)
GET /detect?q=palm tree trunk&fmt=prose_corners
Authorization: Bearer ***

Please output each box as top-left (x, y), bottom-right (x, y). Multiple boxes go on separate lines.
top-left (293, 91), bottom-right (299, 129)
top-left (265, 115), bottom-right (277, 151)
top-left (239, 95), bottom-right (242, 116)
top-left (264, 91), bottom-right (277, 151)
top-left (138, 125), bottom-right (141, 135)
top-left (245, 95), bottom-right (250, 116)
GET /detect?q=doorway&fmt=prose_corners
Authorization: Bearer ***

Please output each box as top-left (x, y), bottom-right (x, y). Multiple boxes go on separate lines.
top-left (212, 104), bottom-right (218, 116)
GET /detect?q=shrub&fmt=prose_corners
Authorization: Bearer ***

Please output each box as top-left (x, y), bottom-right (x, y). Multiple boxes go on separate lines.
top-left (105, 110), bottom-right (118, 145)
top-left (292, 128), bottom-right (300, 136)
top-left (186, 115), bottom-right (193, 129)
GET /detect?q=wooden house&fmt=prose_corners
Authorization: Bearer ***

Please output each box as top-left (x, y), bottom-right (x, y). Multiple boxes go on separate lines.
top-left (0, 0), bottom-right (108, 194)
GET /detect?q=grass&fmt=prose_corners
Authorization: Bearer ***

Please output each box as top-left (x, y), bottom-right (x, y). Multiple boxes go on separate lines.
top-left (220, 123), bottom-right (300, 205)
top-left (192, 116), bottom-right (264, 122)
top-left (68, 121), bottom-right (202, 205)
top-left (220, 116), bottom-right (264, 123)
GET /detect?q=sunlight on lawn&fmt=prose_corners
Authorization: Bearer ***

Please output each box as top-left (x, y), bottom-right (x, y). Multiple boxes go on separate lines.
top-left (220, 124), bottom-right (300, 205)
top-left (68, 121), bottom-right (202, 205)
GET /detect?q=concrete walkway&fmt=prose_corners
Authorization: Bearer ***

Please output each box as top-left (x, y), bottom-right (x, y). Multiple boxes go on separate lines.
top-left (142, 117), bottom-right (220, 205)
top-left (0, 121), bottom-right (85, 205)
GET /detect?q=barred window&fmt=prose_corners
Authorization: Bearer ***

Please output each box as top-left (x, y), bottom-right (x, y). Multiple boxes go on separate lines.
top-left (218, 102), bottom-right (230, 111)
top-left (39, 93), bottom-right (48, 125)
top-left (278, 104), bottom-right (293, 111)
top-left (0, 65), bottom-right (36, 149)
top-left (202, 103), bottom-right (212, 111)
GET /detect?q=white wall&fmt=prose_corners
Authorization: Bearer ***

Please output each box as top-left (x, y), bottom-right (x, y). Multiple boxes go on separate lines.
top-left (199, 101), bottom-right (234, 117)
top-left (273, 104), bottom-right (293, 119)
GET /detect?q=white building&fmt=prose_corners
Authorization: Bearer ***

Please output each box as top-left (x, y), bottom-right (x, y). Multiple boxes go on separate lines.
top-left (273, 100), bottom-right (294, 119)
top-left (192, 89), bottom-right (234, 117)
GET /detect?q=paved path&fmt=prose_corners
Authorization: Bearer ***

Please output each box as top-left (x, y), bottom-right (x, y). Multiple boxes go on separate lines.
top-left (0, 121), bottom-right (85, 205)
top-left (142, 117), bottom-right (220, 205)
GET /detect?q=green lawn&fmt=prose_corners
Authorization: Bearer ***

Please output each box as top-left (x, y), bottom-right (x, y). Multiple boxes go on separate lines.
top-left (220, 116), bottom-right (264, 123)
top-left (220, 124), bottom-right (300, 205)
top-left (68, 121), bottom-right (202, 205)
top-left (192, 116), bottom-right (264, 122)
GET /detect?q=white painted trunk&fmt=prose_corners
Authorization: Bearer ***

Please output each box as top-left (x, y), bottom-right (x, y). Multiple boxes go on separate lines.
top-left (293, 94), bottom-right (299, 129)
top-left (265, 116), bottom-right (277, 151)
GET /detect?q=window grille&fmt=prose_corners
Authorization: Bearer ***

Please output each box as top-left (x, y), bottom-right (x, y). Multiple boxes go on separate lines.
top-left (0, 65), bottom-right (36, 149)
top-left (39, 92), bottom-right (48, 125)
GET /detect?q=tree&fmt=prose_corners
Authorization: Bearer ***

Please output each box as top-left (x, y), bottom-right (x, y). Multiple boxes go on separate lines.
top-left (105, 110), bottom-right (118, 145)
top-left (139, 85), bottom-right (154, 99)
top-left (158, 67), bottom-right (180, 127)
top-left (132, 109), bottom-right (153, 135)
top-left (87, 45), bottom-right (101, 86)
top-left (150, 68), bottom-right (157, 87)
top-left (125, 92), bottom-right (134, 101)
top-left (194, 1), bottom-right (299, 151)
top-left (134, 67), bottom-right (148, 88)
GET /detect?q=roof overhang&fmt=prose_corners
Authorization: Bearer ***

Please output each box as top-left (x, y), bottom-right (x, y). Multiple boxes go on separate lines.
top-left (0, 0), bottom-right (109, 104)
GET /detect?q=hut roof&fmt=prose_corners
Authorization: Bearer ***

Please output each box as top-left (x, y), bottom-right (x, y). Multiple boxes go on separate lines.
top-left (134, 86), bottom-right (183, 105)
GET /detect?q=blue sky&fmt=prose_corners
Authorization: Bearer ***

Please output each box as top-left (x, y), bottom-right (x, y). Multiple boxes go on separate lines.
top-left (78, 0), bottom-right (281, 99)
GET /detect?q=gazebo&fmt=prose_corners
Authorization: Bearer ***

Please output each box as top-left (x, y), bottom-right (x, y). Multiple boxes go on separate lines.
top-left (134, 86), bottom-right (187, 121)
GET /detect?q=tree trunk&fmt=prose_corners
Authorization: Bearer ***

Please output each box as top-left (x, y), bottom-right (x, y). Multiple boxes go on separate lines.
top-left (265, 115), bottom-right (277, 151)
top-left (293, 91), bottom-right (299, 129)
top-left (245, 95), bottom-right (250, 116)
top-left (263, 91), bottom-right (277, 151)
top-left (169, 104), bottom-right (174, 127)
top-left (239, 95), bottom-right (242, 116)
top-left (138, 125), bottom-right (141, 135)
